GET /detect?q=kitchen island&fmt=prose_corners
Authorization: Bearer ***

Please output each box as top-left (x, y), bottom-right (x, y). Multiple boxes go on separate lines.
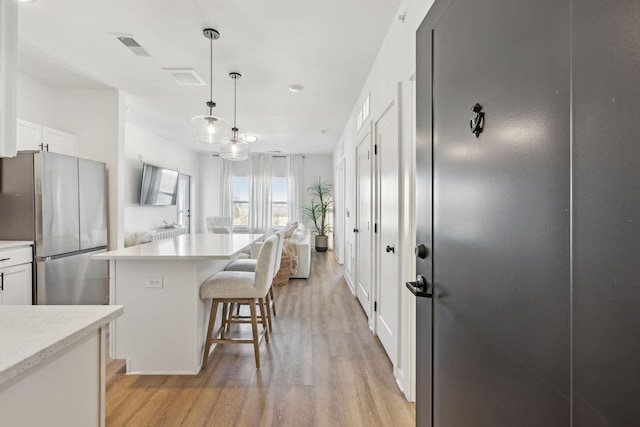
top-left (93, 233), bottom-right (263, 375)
top-left (0, 305), bottom-right (123, 427)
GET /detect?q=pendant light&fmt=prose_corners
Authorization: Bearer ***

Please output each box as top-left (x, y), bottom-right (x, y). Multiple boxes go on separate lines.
top-left (191, 28), bottom-right (230, 144)
top-left (220, 72), bottom-right (249, 161)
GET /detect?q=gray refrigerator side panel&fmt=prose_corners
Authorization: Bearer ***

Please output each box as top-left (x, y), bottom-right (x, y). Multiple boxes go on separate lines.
top-left (37, 152), bottom-right (80, 257)
top-left (0, 153), bottom-right (36, 241)
top-left (78, 159), bottom-right (108, 250)
top-left (36, 248), bottom-right (108, 305)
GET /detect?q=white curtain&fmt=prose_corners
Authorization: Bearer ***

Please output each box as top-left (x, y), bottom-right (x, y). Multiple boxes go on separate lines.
top-left (0, 0), bottom-right (18, 158)
top-left (249, 154), bottom-right (272, 233)
top-left (219, 157), bottom-right (233, 219)
top-left (287, 155), bottom-right (304, 222)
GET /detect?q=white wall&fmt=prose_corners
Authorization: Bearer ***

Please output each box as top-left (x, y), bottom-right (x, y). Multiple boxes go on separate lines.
top-left (16, 74), bottom-right (55, 127)
top-left (333, 0), bottom-right (435, 401)
top-left (124, 123), bottom-right (199, 235)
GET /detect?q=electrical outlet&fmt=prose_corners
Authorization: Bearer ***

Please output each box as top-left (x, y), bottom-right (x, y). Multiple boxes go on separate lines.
top-left (146, 276), bottom-right (163, 288)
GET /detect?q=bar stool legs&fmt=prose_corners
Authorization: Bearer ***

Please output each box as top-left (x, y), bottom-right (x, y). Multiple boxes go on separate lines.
top-left (201, 297), bottom-right (269, 370)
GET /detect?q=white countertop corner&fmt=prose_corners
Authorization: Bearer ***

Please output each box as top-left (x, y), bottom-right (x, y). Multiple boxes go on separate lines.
top-left (0, 305), bottom-right (123, 387)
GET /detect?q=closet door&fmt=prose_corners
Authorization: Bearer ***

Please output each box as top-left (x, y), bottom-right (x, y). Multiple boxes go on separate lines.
top-left (430, 0), bottom-right (570, 425)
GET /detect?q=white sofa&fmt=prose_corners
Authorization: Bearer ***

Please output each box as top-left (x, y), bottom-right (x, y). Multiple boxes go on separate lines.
top-left (250, 227), bottom-right (311, 279)
top-left (290, 228), bottom-right (311, 279)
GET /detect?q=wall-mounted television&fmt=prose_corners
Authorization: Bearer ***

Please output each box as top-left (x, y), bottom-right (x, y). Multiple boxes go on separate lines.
top-left (139, 163), bottom-right (179, 206)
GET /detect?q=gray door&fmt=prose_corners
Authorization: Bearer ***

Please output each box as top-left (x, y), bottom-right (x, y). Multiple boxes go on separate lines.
top-left (37, 152), bottom-right (80, 256)
top-left (572, 1), bottom-right (640, 424)
top-left (424, 0), bottom-right (571, 425)
top-left (78, 158), bottom-right (108, 250)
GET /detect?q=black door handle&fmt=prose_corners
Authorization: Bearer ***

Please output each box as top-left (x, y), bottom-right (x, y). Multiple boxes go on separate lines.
top-left (1, 272), bottom-right (4, 291)
top-left (385, 245), bottom-right (395, 253)
top-left (353, 228), bottom-right (359, 233)
top-left (406, 275), bottom-right (432, 298)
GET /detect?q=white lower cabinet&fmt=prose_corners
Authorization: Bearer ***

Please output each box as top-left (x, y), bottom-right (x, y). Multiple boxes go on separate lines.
top-left (0, 246), bottom-right (33, 305)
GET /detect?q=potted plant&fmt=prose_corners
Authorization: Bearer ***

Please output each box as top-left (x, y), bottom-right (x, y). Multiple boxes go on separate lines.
top-left (302, 177), bottom-right (333, 252)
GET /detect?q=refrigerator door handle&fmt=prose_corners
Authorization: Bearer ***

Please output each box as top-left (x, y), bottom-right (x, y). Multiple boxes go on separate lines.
top-left (406, 275), bottom-right (433, 298)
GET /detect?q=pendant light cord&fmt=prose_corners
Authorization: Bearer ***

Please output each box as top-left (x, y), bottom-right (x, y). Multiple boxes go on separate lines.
top-left (233, 76), bottom-right (237, 129)
top-left (209, 37), bottom-right (213, 115)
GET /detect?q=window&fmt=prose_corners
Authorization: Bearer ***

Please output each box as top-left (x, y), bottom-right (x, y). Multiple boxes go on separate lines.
top-left (232, 176), bottom-right (249, 226)
top-left (272, 177), bottom-right (288, 226)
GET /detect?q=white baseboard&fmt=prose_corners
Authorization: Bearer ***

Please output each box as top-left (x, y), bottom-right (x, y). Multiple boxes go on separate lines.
top-left (344, 272), bottom-right (356, 295)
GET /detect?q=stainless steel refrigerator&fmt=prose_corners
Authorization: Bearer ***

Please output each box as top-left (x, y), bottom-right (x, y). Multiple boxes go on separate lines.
top-left (0, 151), bottom-right (108, 305)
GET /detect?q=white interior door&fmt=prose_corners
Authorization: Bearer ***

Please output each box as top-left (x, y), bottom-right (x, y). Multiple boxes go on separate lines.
top-left (177, 174), bottom-right (191, 231)
top-left (334, 159), bottom-right (345, 264)
top-left (356, 134), bottom-right (372, 320)
top-left (376, 101), bottom-right (400, 364)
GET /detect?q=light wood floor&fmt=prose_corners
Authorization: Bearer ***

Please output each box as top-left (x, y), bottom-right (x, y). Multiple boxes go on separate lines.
top-left (106, 252), bottom-right (415, 426)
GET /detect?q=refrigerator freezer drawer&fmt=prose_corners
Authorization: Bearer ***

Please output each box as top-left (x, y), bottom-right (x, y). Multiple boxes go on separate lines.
top-left (36, 248), bottom-right (108, 305)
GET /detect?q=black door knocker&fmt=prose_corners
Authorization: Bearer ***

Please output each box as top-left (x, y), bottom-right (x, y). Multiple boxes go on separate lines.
top-left (470, 103), bottom-right (484, 138)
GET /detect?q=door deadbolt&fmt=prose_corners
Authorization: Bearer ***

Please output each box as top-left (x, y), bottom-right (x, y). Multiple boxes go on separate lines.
top-left (415, 244), bottom-right (429, 259)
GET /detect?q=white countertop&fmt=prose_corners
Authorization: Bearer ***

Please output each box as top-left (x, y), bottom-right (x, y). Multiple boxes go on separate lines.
top-left (0, 241), bottom-right (33, 250)
top-left (0, 305), bottom-right (123, 387)
top-left (93, 233), bottom-right (264, 261)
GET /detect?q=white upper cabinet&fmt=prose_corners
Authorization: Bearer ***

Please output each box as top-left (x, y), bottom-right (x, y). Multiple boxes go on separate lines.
top-left (17, 119), bottom-right (77, 156)
top-left (16, 119), bottom-right (41, 151)
top-left (43, 126), bottom-right (77, 156)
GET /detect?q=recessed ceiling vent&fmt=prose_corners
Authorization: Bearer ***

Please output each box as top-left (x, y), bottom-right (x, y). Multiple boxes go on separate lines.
top-left (163, 69), bottom-right (206, 86)
top-left (116, 36), bottom-right (151, 57)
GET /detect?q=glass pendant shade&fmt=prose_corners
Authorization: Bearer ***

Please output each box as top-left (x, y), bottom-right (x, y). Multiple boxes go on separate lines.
top-left (191, 114), bottom-right (230, 144)
top-left (220, 138), bottom-right (249, 161)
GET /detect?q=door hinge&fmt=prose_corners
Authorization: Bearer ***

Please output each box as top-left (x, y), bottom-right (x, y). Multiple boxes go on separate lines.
top-left (374, 144), bottom-right (378, 155)
top-left (374, 301), bottom-right (377, 312)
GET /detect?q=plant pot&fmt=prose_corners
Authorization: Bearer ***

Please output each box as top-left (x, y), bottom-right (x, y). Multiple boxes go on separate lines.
top-left (315, 235), bottom-right (328, 252)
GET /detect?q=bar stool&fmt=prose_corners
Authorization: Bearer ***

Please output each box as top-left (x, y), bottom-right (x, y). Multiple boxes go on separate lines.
top-left (200, 234), bottom-right (278, 369)
top-left (224, 230), bottom-right (285, 329)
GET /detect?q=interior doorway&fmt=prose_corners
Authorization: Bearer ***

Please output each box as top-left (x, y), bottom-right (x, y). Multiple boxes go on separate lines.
top-left (355, 132), bottom-right (373, 321)
top-left (375, 99), bottom-right (400, 365)
top-left (177, 174), bottom-right (191, 231)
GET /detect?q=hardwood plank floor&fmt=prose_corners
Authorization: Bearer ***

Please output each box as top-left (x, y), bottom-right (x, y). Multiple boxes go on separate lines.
top-left (106, 251), bottom-right (415, 426)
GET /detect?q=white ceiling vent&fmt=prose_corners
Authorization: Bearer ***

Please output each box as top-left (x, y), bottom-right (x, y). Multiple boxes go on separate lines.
top-left (115, 35), bottom-right (151, 57)
top-left (163, 69), bottom-right (206, 86)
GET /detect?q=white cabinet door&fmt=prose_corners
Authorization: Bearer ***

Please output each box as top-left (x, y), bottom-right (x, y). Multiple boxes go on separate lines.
top-left (16, 121), bottom-right (77, 156)
top-left (43, 127), bottom-right (77, 156)
top-left (16, 119), bottom-right (41, 151)
top-left (0, 263), bottom-right (33, 305)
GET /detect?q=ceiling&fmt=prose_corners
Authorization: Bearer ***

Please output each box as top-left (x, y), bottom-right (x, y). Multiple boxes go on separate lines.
top-left (17, 0), bottom-right (403, 155)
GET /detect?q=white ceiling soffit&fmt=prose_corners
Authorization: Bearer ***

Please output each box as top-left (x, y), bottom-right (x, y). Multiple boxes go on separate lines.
top-left (17, 0), bottom-right (403, 154)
